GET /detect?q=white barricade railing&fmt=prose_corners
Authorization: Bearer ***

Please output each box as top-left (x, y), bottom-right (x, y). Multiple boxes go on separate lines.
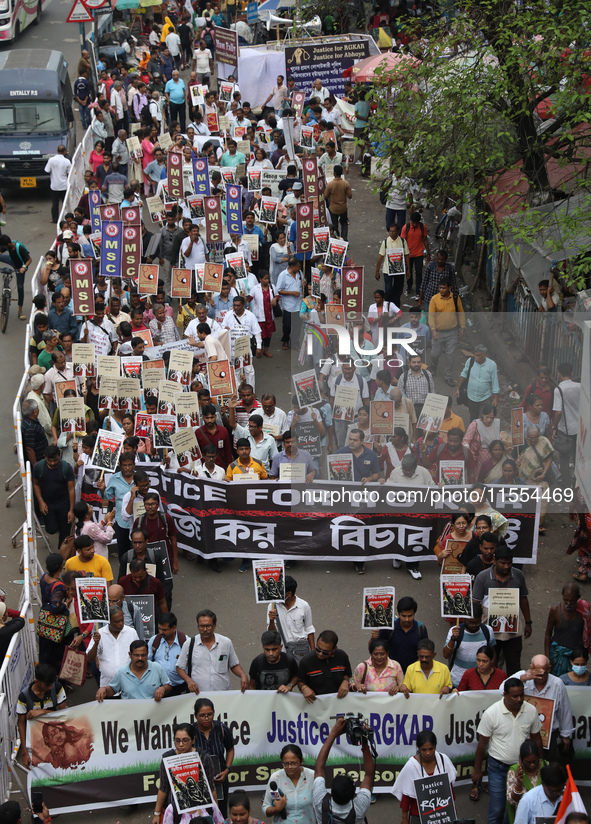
top-left (4, 86), bottom-right (95, 811)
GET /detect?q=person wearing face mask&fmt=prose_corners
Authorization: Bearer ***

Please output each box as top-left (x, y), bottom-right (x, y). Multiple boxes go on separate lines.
top-left (559, 648), bottom-right (591, 687)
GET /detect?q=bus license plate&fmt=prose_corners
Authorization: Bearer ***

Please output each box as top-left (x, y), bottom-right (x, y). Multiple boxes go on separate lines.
top-left (20, 177), bottom-right (36, 188)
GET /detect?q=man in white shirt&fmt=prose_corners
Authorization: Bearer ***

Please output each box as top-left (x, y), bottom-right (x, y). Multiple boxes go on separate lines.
top-left (192, 322), bottom-right (226, 361)
top-left (228, 403), bottom-right (277, 470)
top-left (166, 30), bottom-right (182, 69)
top-left (552, 361), bottom-right (580, 484)
top-left (267, 574), bottom-right (315, 659)
top-left (472, 679), bottom-right (543, 824)
top-left (222, 295), bottom-right (262, 389)
top-left (110, 81), bottom-right (124, 130)
top-left (321, 98), bottom-right (341, 127)
top-left (310, 78), bottom-right (330, 103)
top-left (260, 394), bottom-right (288, 443)
top-left (192, 41), bottom-right (213, 84)
top-left (86, 607), bottom-right (139, 687)
top-left (180, 225), bottom-right (208, 267)
top-left (330, 358), bottom-right (369, 449)
top-left (79, 303), bottom-right (117, 355)
top-left (44, 145), bottom-right (71, 224)
top-left (194, 443), bottom-right (226, 480)
top-left (382, 453), bottom-right (435, 487)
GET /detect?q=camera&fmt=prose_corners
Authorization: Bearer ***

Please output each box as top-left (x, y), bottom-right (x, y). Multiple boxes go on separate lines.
top-left (342, 713), bottom-right (375, 747)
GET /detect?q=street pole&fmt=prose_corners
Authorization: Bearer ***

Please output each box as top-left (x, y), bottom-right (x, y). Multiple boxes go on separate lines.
top-left (79, 22), bottom-right (86, 50)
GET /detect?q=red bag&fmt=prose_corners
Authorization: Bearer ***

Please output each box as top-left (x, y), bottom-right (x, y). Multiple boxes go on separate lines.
top-left (58, 645), bottom-right (87, 687)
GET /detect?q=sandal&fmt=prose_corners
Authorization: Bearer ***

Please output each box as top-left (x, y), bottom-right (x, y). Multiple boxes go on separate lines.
top-left (573, 573), bottom-right (588, 582)
top-left (282, 342), bottom-right (289, 350)
top-left (469, 787), bottom-right (479, 802)
top-left (538, 527), bottom-right (546, 535)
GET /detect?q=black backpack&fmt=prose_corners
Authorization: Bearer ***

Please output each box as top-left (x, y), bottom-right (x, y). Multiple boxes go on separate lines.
top-left (449, 624), bottom-right (491, 671)
top-left (140, 102), bottom-right (153, 127)
top-left (321, 793), bottom-right (357, 824)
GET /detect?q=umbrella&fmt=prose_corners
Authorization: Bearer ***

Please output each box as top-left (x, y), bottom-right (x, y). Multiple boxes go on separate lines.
top-left (350, 52), bottom-right (419, 83)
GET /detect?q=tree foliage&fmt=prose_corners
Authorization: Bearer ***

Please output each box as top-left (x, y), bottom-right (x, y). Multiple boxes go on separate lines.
top-left (367, 0), bottom-right (591, 285)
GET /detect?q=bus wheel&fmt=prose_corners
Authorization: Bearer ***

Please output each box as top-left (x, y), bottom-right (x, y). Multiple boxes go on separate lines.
top-left (34, 1), bottom-right (41, 23)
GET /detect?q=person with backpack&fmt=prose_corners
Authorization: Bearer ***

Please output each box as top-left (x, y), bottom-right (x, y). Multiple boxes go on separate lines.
top-left (372, 595), bottom-right (429, 673)
top-left (17, 663), bottom-right (67, 767)
top-left (147, 612), bottom-right (189, 696)
top-left (401, 211), bottom-right (431, 299)
top-left (133, 491), bottom-right (180, 579)
top-left (312, 716), bottom-right (374, 824)
top-left (120, 526), bottom-right (174, 610)
top-left (0, 234), bottom-right (32, 321)
top-left (330, 358), bottom-right (370, 449)
top-left (442, 602), bottom-right (497, 687)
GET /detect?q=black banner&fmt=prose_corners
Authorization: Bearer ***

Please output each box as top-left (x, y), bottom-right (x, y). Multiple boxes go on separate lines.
top-left (139, 470), bottom-right (539, 564)
top-left (285, 40), bottom-right (370, 99)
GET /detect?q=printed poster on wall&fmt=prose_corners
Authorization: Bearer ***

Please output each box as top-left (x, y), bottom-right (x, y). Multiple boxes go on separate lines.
top-left (253, 559), bottom-right (285, 604)
top-left (362, 587), bottom-right (395, 630)
top-left (441, 575), bottom-right (473, 619)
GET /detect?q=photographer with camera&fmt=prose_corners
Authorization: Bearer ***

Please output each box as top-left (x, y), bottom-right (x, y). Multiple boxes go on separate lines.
top-left (313, 717), bottom-right (374, 824)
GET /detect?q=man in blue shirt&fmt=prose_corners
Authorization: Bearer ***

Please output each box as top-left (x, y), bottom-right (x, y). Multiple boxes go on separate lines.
top-left (99, 452), bottom-right (136, 558)
top-left (270, 430), bottom-right (317, 482)
top-left (513, 763), bottom-right (566, 824)
top-left (165, 70), bottom-right (187, 131)
top-left (147, 613), bottom-right (188, 696)
top-left (456, 344), bottom-right (500, 422)
top-left (276, 257), bottom-right (303, 350)
top-left (47, 291), bottom-right (78, 340)
top-left (96, 639), bottom-right (171, 701)
top-left (336, 429), bottom-right (379, 483)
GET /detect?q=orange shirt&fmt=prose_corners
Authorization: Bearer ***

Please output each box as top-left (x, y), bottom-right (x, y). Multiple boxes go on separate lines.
top-left (401, 222), bottom-right (428, 258)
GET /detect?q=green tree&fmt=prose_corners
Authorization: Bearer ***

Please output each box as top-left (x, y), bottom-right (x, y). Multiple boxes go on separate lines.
top-left (368, 0), bottom-right (591, 285)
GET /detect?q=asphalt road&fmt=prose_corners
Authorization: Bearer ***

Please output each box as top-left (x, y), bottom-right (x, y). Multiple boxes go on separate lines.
top-left (1, 11), bottom-right (589, 823)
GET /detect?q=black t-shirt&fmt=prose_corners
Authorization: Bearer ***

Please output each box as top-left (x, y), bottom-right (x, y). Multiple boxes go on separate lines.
top-left (249, 652), bottom-right (298, 690)
top-left (32, 460), bottom-right (75, 507)
top-left (465, 556), bottom-right (494, 579)
top-left (458, 535), bottom-right (481, 568)
top-left (298, 649), bottom-right (352, 695)
top-left (177, 23), bottom-right (192, 46)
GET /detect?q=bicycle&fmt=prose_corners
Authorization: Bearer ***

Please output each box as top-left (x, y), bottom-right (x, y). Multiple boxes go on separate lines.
top-left (1, 266), bottom-right (14, 333)
top-left (435, 199), bottom-right (462, 252)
